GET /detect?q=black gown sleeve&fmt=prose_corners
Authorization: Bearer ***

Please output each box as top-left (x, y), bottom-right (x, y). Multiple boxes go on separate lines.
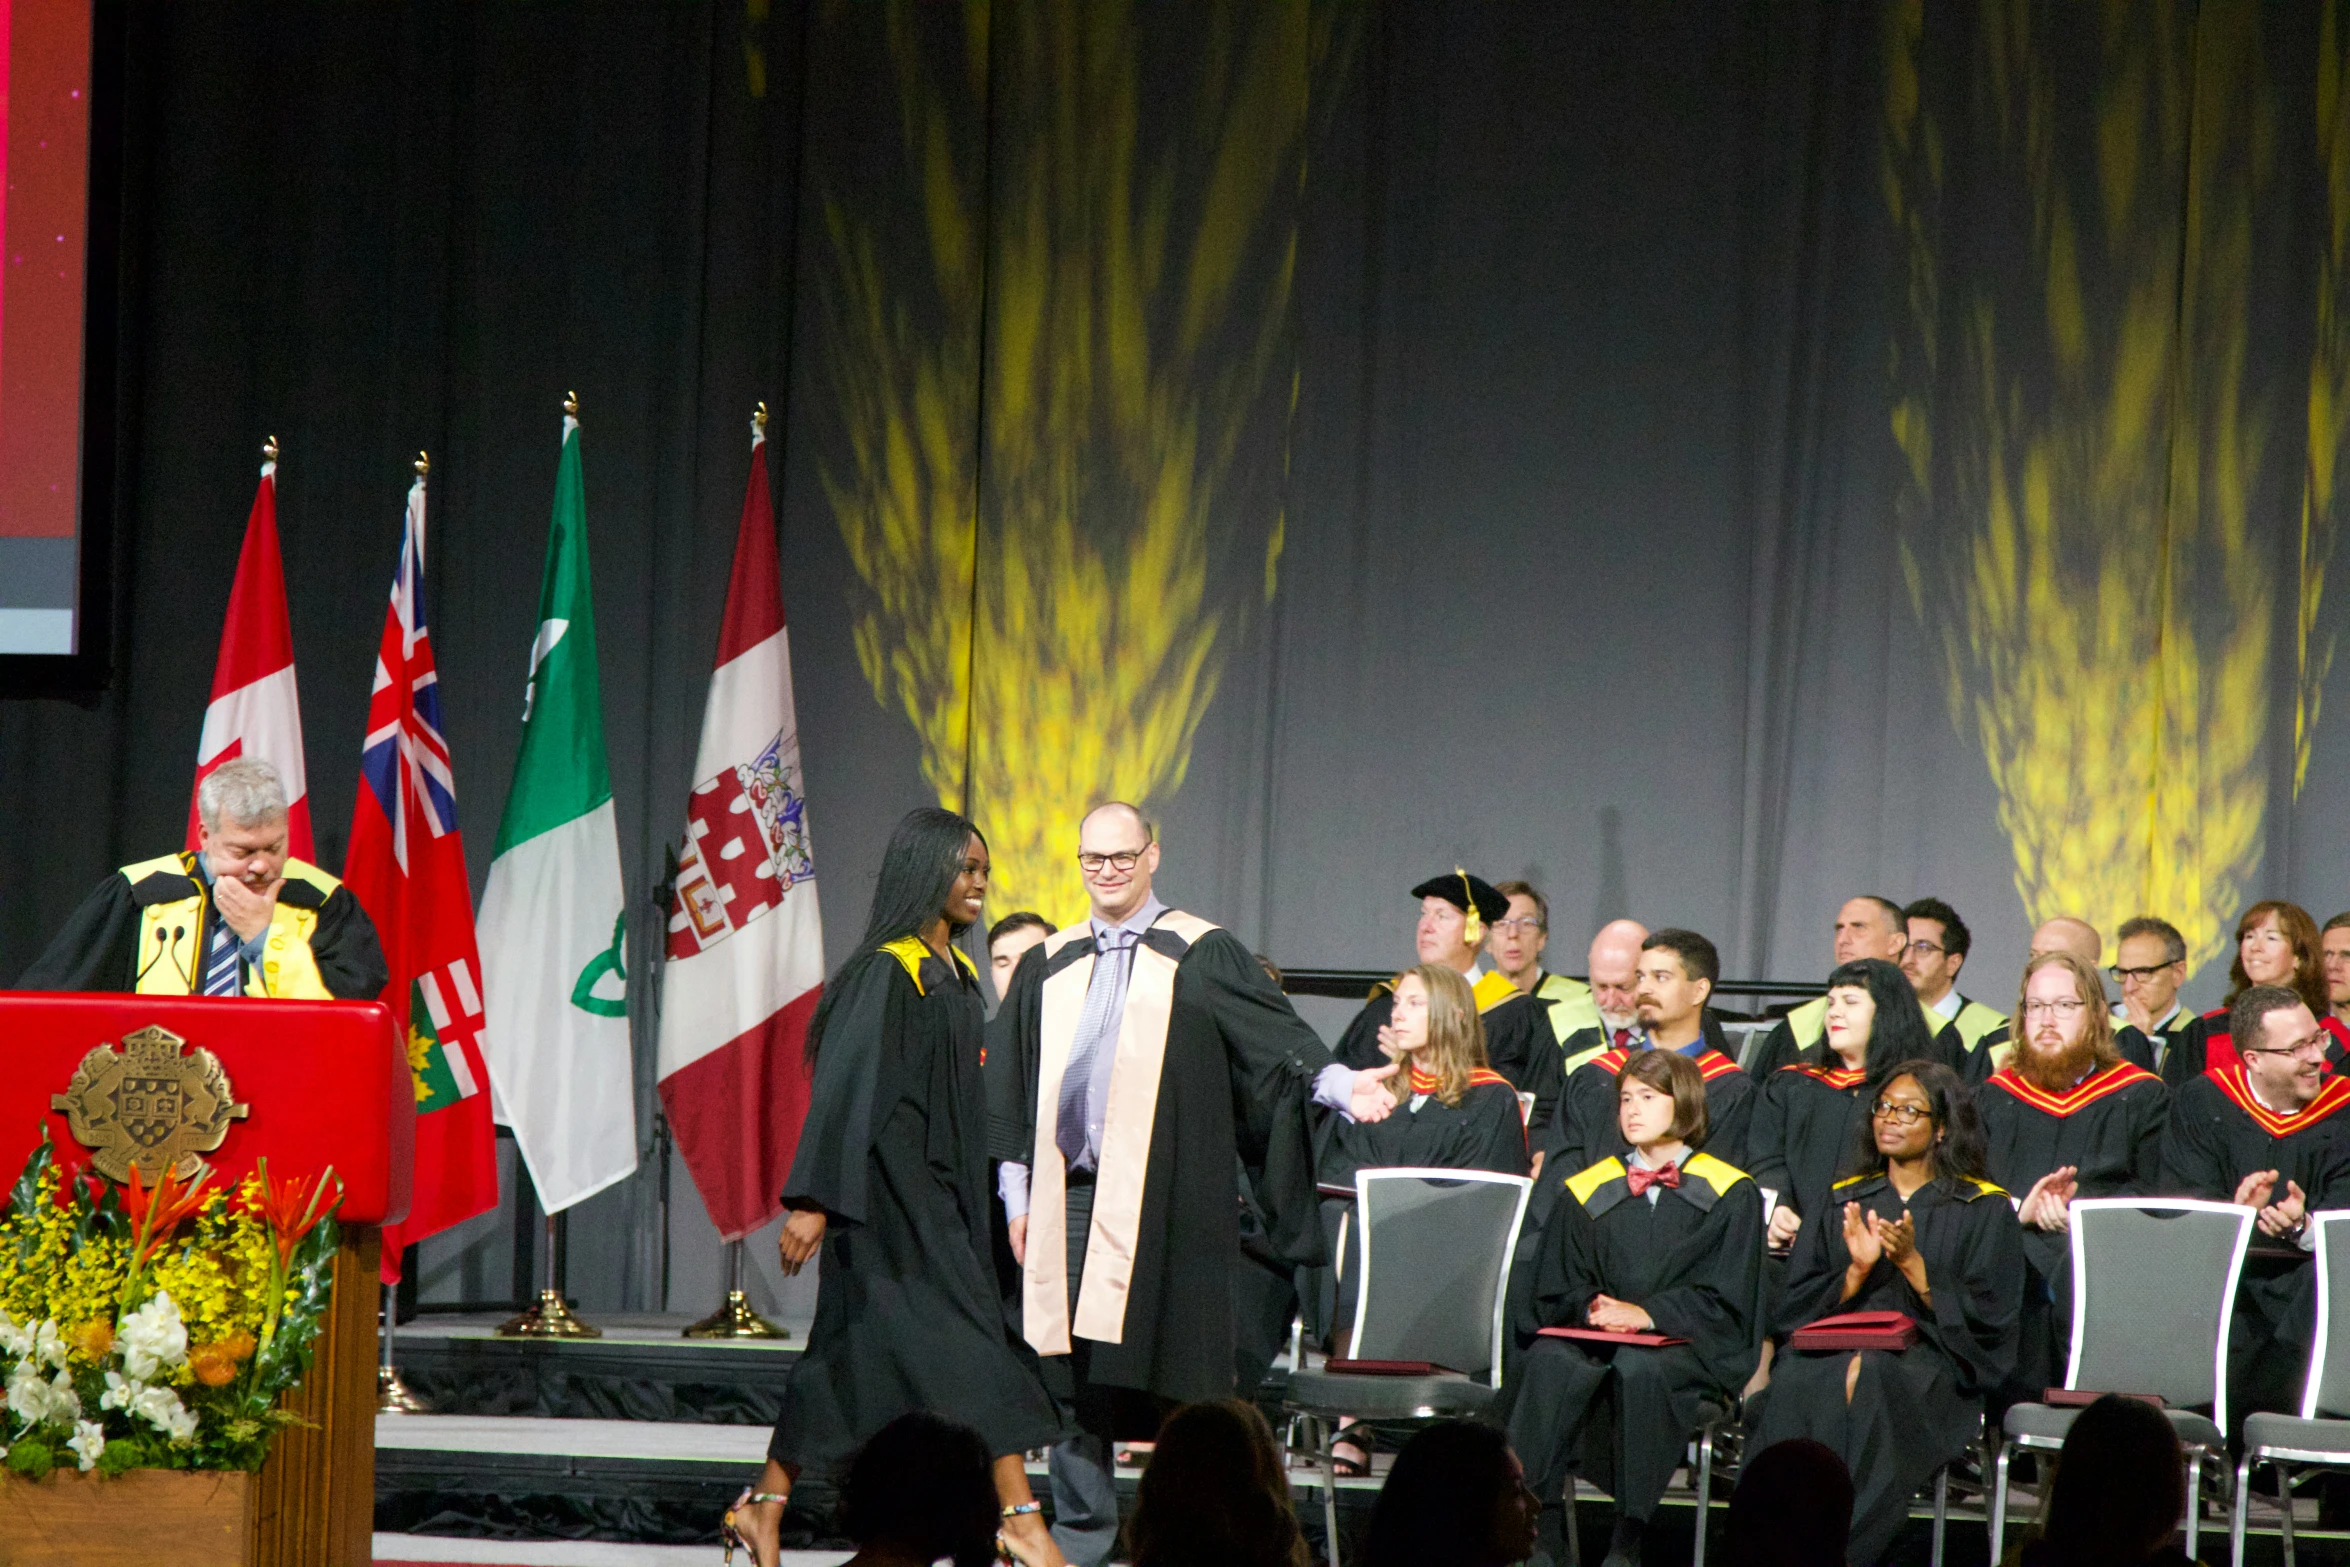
top-left (1641, 1182), bottom-right (1765, 1374)
top-left (1191, 931), bottom-right (1334, 1270)
top-left (2157, 1079), bottom-right (2232, 1199)
top-left (1461, 1083), bottom-right (1531, 1176)
top-left (1745, 1072), bottom-right (1796, 1209)
top-left (985, 942), bottom-right (1048, 1164)
top-left (1516, 1183), bottom-right (1607, 1343)
top-left (1502, 1001), bottom-right (1565, 1136)
top-left (1773, 1189), bottom-right (1852, 1337)
top-left (1701, 1076), bottom-right (1755, 1171)
top-left (311, 885), bottom-right (391, 1000)
top-left (1920, 1191), bottom-right (2025, 1398)
top-left (780, 952), bottom-right (909, 1227)
top-left (14, 874), bottom-right (143, 992)
top-left (2165, 1013), bottom-right (2218, 1090)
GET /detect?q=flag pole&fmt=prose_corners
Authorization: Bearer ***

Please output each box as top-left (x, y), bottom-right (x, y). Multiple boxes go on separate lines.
top-left (682, 1236), bottom-right (787, 1339)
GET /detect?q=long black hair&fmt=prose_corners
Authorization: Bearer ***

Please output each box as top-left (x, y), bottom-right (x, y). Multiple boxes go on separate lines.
top-left (1810, 957), bottom-right (1938, 1082)
top-left (806, 806), bottom-right (985, 1066)
top-left (1841, 1059), bottom-right (1990, 1196)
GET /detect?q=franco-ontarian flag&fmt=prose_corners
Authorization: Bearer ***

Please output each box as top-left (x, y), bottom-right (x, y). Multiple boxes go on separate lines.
top-left (476, 408), bottom-right (638, 1214)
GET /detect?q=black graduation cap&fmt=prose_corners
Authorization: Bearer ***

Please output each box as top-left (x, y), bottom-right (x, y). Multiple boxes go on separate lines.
top-left (1411, 868), bottom-right (1507, 943)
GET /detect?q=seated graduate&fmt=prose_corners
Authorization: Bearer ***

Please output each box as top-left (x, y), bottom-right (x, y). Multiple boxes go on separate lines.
top-left (2165, 901), bottom-right (2350, 1086)
top-left (1900, 898), bottom-right (2013, 1084)
top-left (2108, 916), bottom-right (2195, 1080)
top-left (1748, 958), bottom-right (1942, 1254)
top-left (1336, 870), bottom-right (1565, 1136)
top-left (1541, 928), bottom-right (1753, 1189)
top-left (16, 756), bottom-right (387, 1000)
top-left (1502, 1049), bottom-right (1762, 1567)
top-left (1975, 951), bottom-right (2167, 1393)
top-left (1748, 898), bottom-right (1969, 1080)
top-left (1319, 963), bottom-right (1532, 1190)
top-left (1752, 1061), bottom-right (2023, 1567)
top-left (2161, 984), bottom-right (2350, 1421)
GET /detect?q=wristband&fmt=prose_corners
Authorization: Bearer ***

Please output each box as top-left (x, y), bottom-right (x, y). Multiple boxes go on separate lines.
top-left (1002, 1501), bottom-right (1044, 1518)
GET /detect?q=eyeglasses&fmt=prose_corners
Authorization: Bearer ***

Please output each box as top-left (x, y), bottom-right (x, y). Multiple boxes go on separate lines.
top-left (1905, 939), bottom-right (1946, 960)
top-left (1871, 1100), bottom-right (1934, 1124)
top-left (2107, 962), bottom-right (2182, 983)
top-left (1076, 849), bottom-right (1148, 874)
top-left (2022, 998), bottom-right (2088, 1019)
top-left (2243, 1037), bottom-right (2331, 1061)
top-left (1489, 918), bottom-right (1545, 936)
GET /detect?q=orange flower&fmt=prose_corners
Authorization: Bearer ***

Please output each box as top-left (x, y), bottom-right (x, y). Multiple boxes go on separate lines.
top-left (243, 1159), bottom-right (342, 1270)
top-left (219, 1332), bottom-right (257, 1363)
top-left (124, 1161), bottom-right (215, 1268)
top-left (68, 1321), bottom-right (115, 1361)
top-left (188, 1345), bottom-right (239, 1387)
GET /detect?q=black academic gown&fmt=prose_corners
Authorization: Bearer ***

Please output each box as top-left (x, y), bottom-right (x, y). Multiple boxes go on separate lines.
top-left (2161, 1067), bottom-right (2350, 1422)
top-left (770, 942), bottom-right (1063, 1478)
top-left (2114, 1009), bottom-right (2194, 1083)
top-left (1975, 1062), bottom-right (2168, 1394)
top-left (1337, 980), bottom-right (1565, 1135)
top-left (18, 856), bottom-right (388, 999)
top-left (1744, 1062), bottom-right (1876, 1237)
top-left (989, 922), bottom-right (1330, 1407)
top-left (1755, 1171), bottom-right (2024, 1567)
top-left (1500, 1153), bottom-right (1763, 1521)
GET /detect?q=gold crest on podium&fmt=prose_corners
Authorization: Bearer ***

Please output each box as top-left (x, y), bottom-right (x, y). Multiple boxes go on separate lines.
top-left (50, 1024), bottom-right (251, 1182)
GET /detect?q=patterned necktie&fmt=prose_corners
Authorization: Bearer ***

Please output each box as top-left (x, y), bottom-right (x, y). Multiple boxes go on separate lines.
top-left (1612, 1027), bottom-right (1631, 1050)
top-left (1625, 1161), bottom-right (1683, 1195)
top-left (201, 917), bottom-right (242, 996)
top-left (1055, 932), bottom-right (1135, 1168)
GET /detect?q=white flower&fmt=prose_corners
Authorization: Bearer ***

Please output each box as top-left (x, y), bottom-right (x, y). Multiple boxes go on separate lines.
top-left (99, 1369), bottom-right (135, 1413)
top-left (44, 1369), bottom-right (80, 1422)
top-left (29, 1320), bottom-right (66, 1371)
top-left (127, 1381), bottom-right (195, 1443)
top-left (0, 1310), bottom-right (29, 1361)
top-left (7, 1361), bottom-right (78, 1427)
top-left (117, 1292), bottom-right (187, 1382)
top-left (65, 1418), bottom-right (104, 1472)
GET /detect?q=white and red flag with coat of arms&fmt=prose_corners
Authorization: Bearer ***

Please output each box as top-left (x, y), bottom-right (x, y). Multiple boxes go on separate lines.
top-left (656, 416), bottom-right (824, 1243)
top-left (186, 449), bottom-right (315, 857)
top-left (343, 465), bottom-right (499, 1282)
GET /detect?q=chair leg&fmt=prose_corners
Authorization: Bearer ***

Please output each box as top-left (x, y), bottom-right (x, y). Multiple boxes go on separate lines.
top-left (2184, 1450), bottom-right (2203, 1561)
top-left (1989, 1442), bottom-right (2013, 1567)
top-left (1931, 1465), bottom-right (1948, 1567)
top-left (1320, 1416), bottom-right (1342, 1567)
top-left (2278, 1458), bottom-right (2295, 1567)
top-left (2232, 1452), bottom-right (2255, 1567)
top-left (1693, 1422), bottom-right (1715, 1567)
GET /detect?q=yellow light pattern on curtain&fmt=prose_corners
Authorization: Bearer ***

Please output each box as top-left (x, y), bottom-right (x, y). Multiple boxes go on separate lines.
top-left (820, 0), bottom-right (1327, 923)
top-left (1884, 0), bottom-right (2343, 970)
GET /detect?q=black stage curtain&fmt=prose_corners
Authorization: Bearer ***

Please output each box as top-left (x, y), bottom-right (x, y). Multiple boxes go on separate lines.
top-left (4, 1), bottom-right (2347, 1310)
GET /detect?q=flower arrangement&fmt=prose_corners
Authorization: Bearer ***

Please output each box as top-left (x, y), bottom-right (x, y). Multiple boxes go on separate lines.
top-left (0, 1133), bottom-right (341, 1477)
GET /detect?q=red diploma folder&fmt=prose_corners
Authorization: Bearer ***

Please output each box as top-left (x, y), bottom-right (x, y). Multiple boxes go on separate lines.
top-left (2042, 1388), bottom-right (2164, 1408)
top-left (1788, 1310), bottom-right (1919, 1351)
top-left (1538, 1326), bottom-right (1689, 1348)
top-left (1323, 1358), bottom-right (1457, 1376)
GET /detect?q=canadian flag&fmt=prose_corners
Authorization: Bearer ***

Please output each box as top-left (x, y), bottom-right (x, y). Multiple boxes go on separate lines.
top-left (655, 417), bottom-right (824, 1242)
top-left (185, 453), bottom-right (314, 858)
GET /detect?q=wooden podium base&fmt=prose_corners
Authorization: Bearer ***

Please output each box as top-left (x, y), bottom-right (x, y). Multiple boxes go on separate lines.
top-left (249, 1226), bottom-right (379, 1567)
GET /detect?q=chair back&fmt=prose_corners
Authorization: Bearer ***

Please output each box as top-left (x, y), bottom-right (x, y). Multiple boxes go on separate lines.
top-left (2302, 1211), bottom-right (2350, 1418)
top-left (1349, 1168), bottom-right (1532, 1384)
top-left (2066, 1198), bottom-right (2254, 1431)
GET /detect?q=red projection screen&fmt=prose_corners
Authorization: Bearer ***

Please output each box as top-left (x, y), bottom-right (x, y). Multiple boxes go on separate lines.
top-left (0, 1), bottom-right (115, 691)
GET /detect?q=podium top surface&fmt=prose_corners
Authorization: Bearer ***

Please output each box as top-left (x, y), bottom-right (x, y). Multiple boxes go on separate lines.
top-left (0, 991), bottom-right (414, 1225)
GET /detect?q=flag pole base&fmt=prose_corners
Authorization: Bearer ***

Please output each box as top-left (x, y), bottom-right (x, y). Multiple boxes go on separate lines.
top-left (682, 1289), bottom-right (788, 1341)
top-left (496, 1288), bottom-right (604, 1339)
top-left (377, 1364), bottom-right (432, 1414)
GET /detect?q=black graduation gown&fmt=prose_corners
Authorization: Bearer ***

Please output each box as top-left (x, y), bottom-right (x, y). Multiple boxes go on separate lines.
top-left (988, 923), bottom-right (1330, 1406)
top-left (1336, 980), bottom-right (1565, 1135)
top-left (1539, 1045), bottom-right (1755, 1196)
top-left (17, 858), bottom-right (388, 999)
top-left (1975, 1062), bottom-right (2168, 1393)
top-left (2160, 1067), bottom-right (2350, 1421)
top-left (1500, 1153), bottom-right (1763, 1520)
top-left (2113, 1009), bottom-right (2194, 1082)
top-left (769, 943), bottom-right (1063, 1477)
top-left (1744, 1063), bottom-right (1874, 1234)
top-left (1755, 1171), bottom-right (2024, 1567)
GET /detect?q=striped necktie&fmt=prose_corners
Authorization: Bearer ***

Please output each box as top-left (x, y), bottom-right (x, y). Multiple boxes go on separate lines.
top-left (200, 916), bottom-right (243, 996)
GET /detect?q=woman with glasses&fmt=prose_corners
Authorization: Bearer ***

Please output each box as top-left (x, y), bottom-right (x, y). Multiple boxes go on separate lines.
top-left (1502, 1049), bottom-right (1762, 1567)
top-left (1752, 1061), bottom-right (2023, 1567)
top-left (2163, 900), bottom-right (2348, 1086)
top-left (1746, 958), bottom-right (1942, 1254)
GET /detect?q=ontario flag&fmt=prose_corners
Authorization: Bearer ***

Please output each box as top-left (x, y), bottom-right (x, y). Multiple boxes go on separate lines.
top-left (186, 449), bottom-right (314, 857)
top-left (343, 465), bottom-right (499, 1282)
top-left (656, 415), bottom-right (824, 1242)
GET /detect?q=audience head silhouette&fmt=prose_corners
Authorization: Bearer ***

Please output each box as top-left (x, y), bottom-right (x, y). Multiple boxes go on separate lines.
top-left (839, 1412), bottom-right (998, 1567)
top-left (1123, 1399), bottom-right (1308, 1567)
top-left (1354, 1420), bottom-right (1539, 1567)
top-left (2027, 1394), bottom-right (2186, 1567)
top-left (1721, 1438), bottom-right (1853, 1567)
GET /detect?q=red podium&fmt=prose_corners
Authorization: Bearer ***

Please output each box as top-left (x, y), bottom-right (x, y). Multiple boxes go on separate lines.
top-left (0, 993), bottom-right (414, 1567)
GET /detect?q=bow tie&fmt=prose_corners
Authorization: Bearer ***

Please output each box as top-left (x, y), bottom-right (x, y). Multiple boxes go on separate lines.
top-left (1408, 1062), bottom-right (1441, 1096)
top-left (1625, 1162), bottom-right (1682, 1195)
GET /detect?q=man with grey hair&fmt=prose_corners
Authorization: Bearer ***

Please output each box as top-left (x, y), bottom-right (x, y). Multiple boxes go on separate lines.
top-left (18, 757), bottom-right (386, 999)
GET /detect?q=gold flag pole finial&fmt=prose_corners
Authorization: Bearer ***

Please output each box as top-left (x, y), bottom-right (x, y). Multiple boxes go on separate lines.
top-left (753, 400), bottom-right (768, 432)
top-left (563, 390), bottom-right (579, 419)
top-left (414, 450), bottom-right (430, 479)
top-left (261, 435), bottom-right (280, 465)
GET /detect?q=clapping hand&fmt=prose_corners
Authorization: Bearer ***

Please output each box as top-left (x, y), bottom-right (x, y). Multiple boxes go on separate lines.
top-left (1873, 1210), bottom-right (1919, 1267)
top-left (1586, 1293), bottom-right (1654, 1333)
top-left (2258, 1179), bottom-right (2310, 1241)
top-left (2019, 1167), bottom-right (2079, 1232)
top-left (1842, 1202), bottom-right (1881, 1271)
top-left (2234, 1169), bottom-right (2281, 1212)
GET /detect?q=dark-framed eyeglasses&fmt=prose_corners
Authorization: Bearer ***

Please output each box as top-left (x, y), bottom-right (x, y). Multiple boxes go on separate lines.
top-left (2107, 962), bottom-right (2182, 983)
top-left (1870, 1099), bottom-right (1934, 1125)
top-left (1077, 849), bottom-right (1148, 874)
top-left (1489, 917), bottom-right (1545, 937)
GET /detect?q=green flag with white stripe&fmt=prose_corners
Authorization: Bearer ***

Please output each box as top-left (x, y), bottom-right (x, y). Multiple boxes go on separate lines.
top-left (476, 412), bottom-right (639, 1213)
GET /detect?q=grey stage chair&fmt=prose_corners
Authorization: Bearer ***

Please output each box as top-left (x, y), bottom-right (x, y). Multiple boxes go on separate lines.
top-left (1283, 1166), bottom-right (1533, 1567)
top-left (1989, 1197), bottom-right (2256, 1565)
top-left (2231, 1209), bottom-right (2350, 1567)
